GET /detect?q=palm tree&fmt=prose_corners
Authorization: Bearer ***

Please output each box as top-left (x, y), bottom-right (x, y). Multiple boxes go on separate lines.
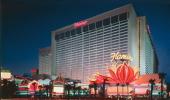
top-left (158, 72), bottom-right (166, 99)
top-left (102, 78), bottom-right (106, 98)
top-left (93, 82), bottom-right (97, 97)
top-left (73, 81), bottom-right (76, 96)
top-left (121, 84), bottom-right (125, 97)
top-left (77, 86), bottom-right (81, 97)
top-left (64, 84), bottom-right (71, 97)
top-left (116, 83), bottom-right (119, 99)
top-left (89, 84), bottom-right (92, 95)
top-left (126, 82), bottom-right (129, 96)
top-left (149, 79), bottom-right (155, 100)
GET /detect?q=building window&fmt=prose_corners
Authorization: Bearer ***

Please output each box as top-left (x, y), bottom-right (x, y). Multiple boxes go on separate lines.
top-left (59, 33), bottom-right (64, 39)
top-left (120, 32), bottom-right (127, 36)
top-left (96, 21), bottom-right (102, 28)
top-left (76, 27), bottom-right (81, 34)
top-left (120, 26), bottom-right (128, 30)
top-left (71, 29), bottom-right (76, 36)
top-left (83, 25), bottom-right (88, 32)
top-left (120, 23), bottom-right (128, 27)
top-left (120, 38), bottom-right (128, 41)
top-left (120, 29), bottom-right (128, 33)
top-left (111, 15), bottom-right (118, 23)
top-left (55, 34), bottom-right (60, 40)
top-left (120, 49), bottom-right (128, 53)
top-left (89, 23), bottom-right (95, 30)
top-left (103, 18), bottom-right (110, 26)
top-left (65, 31), bottom-right (70, 37)
top-left (120, 44), bottom-right (127, 47)
top-left (119, 12), bottom-right (127, 21)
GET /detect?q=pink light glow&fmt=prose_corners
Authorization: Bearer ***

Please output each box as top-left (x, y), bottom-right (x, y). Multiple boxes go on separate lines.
top-left (74, 21), bottom-right (88, 28)
top-left (28, 80), bottom-right (40, 92)
top-left (135, 88), bottom-right (148, 95)
top-left (31, 69), bottom-right (37, 73)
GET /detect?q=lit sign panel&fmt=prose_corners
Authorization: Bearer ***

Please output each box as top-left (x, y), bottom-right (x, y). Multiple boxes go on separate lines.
top-left (111, 52), bottom-right (132, 61)
top-left (53, 85), bottom-right (64, 95)
top-left (1, 72), bottom-right (12, 79)
top-left (74, 20), bottom-right (88, 28)
top-left (135, 87), bottom-right (148, 95)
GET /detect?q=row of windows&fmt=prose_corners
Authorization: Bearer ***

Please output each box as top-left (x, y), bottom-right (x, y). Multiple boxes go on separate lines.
top-left (55, 12), bottom-right (128, 40)
top-left (56, 41), bottom-right (127, 50)
top-left (55, 32), bottom-right (128, 44)
top-left (55, 25), bottom-right (127, 41)
top-left (56, 46), bottom-right (128, 56)
top-left (55, 33), bottom-right (127, 46)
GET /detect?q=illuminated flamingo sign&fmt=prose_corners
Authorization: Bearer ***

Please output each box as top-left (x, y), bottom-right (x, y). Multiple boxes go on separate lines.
top-left (89, 63), bottom-right (138, 85)
top-left (74, 20), bottom-right (88, 28)
top-left (108, 63), bottom-right (138, 84)
top-left (111, 52), bottom-right (132, 61)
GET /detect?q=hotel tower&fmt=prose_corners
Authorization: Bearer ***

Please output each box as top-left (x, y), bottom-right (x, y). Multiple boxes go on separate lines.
top-left (51, 4), bottom-right (158, 83)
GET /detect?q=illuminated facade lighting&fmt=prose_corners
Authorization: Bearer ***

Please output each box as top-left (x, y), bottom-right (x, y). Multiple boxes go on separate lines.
top-left (51, 4), bottom-right (158, 83)
top-left (74, 21), bottom-right (88, 28)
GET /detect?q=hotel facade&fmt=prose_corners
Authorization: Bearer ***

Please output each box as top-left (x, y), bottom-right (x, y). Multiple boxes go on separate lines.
top-left (39, 47), bottom-right (52, 75)
top-left (51, 4), bottom-right (158, 83)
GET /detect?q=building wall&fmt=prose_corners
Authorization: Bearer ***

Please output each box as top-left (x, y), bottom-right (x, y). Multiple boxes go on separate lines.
top-left (39, 47), bottom-right (52, 75)
top-left (138, 16), bottom-right (158, 74)
top-left (51, 4), bottom-right (158, 83)
top-left (127, 5), bottom-right (138, 67)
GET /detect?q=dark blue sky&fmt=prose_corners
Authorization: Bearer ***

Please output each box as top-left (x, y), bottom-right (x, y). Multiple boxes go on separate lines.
top-left (2, 0), bottom-right (170, 81)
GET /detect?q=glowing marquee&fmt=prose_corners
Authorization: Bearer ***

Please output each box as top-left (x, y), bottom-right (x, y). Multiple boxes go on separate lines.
top-left (53, 85), bottom-right (64, 95)
top-left (1, 72), bottom-right (12, 79)
top-left (74, 20), bottom-right (88, 28)
top-left (111, 52), bottom-right (132, 61)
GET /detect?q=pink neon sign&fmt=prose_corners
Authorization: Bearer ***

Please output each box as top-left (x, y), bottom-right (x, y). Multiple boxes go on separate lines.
top-left (74, 20), bottom-right (88, 28)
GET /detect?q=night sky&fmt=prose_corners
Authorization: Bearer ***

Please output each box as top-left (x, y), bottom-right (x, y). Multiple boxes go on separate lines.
top-left (1, 0), bottom-right (170, 81)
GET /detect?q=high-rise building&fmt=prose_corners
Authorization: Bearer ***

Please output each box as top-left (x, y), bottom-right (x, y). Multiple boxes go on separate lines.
top-left (39, 47), bottom-right (52, 75)
top-left (137, 16), bottom-right (158, 75)
top-left (51, 4), bottom-right (158, 83)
